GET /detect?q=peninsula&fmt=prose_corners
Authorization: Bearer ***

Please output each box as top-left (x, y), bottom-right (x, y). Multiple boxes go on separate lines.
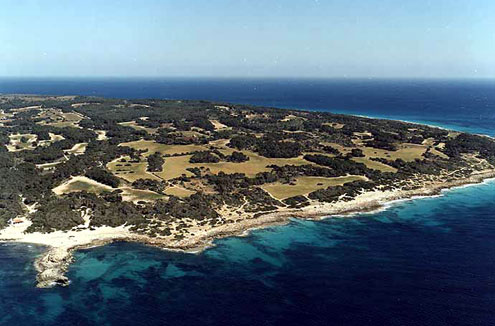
top-left (1, 94), bottom-right (494, 287)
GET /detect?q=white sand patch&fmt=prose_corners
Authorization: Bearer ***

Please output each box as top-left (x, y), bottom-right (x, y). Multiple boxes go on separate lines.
top-left (95, 130), bottom-right (108, 140)
top-left (6, 133), bottom-right (37, 152)
top-left (52, 176), bottom-right (114, 195)
top-left (210, 119), bottom-right (229, 130)
top-left (71, 102), bottom-right (90, 108)
top-left (64, 142), bottom-right (87, 155)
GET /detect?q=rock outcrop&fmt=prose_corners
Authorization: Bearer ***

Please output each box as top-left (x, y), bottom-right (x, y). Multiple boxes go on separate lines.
top-left (34, 247), bottom-right (73, 288)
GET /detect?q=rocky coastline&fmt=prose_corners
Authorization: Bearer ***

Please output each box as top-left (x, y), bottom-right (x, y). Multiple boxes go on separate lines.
top-left (26, 169), bottom-right (495, 288)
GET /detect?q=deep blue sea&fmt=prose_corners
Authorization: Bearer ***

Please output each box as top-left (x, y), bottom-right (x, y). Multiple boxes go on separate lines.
top-left (1, 78), bottom-right (494, 136)
top-left (1, 79), bottom-right (495, 326)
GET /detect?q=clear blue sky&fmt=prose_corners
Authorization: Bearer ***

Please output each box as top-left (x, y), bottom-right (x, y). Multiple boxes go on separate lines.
top-left (1, 0), bottom-right (494, 78)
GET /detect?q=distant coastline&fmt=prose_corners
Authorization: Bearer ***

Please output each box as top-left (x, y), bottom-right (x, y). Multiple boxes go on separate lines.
top-left (1, 78), bottom-right (494, 135)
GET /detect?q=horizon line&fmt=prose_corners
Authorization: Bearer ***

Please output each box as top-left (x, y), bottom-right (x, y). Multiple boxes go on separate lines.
top-left (1, 76), bottom-right (494, 81)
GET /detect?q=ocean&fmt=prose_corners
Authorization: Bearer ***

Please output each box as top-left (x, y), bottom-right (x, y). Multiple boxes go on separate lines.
top-left (1, 78), bottom-right (495, 136)
top-left (0, 78), bottom-right (494, 326)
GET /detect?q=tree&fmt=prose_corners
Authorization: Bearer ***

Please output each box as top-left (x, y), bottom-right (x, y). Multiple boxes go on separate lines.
top-left (147, 152), bottom-right (164, 172)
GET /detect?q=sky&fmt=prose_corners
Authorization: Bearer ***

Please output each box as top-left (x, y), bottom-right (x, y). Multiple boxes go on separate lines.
top-left (0, 0), bottom-right (494, 78)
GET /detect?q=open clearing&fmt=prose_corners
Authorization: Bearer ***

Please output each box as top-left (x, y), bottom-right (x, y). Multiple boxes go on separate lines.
top-left (362, 143), bottom-right (427, 161)
top-left (118, 141), bottom-right (316, 181)
top-left (36, 109), bottom-right (84, 128)
top-left (64, 143), bottom-right (87, 155)
top-left (113, 139), bottom-right (423, 184)
top-left (198, 149), bottom-right (309, 177)
top-left (53, 176), bottom-right (167, 203)
top-left (351, 157), bottom-right (398, 173)
top-left (53, 176), bottom-right (113, 195)
top-left (324, 142), bottom-right (427, 162)
top-left (119, 140), bottom-right (208, 156)
top-left (36, 160), bottom-right (65, 170)
top-left (261, 175), bottom-right (367, 200)
top-left (155, 155), bottom-right (194, 180)
top-left (156, 149), bottom-right (310, 180)
top-left (210, 119), bottom-right (229, 130)
top-left (120, 187), bottom-right (167, 203)
top-left (429, 148), bottom-right (449, 159)
top-left (27, 132), bottom-right (65, 148)
top-left (163, 186), bottom-right (196, 198)
top-left (6, 134), bottom-right (37, 152)
top-left (107, 156), bottom-right (162, 183)
top-left (95, 130), bottom-right (108, 140)
top-left (118, 121), bottom-right (158, 134)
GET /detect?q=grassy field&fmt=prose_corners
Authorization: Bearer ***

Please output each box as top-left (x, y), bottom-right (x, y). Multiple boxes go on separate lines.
top-left (119, 140), bottom-right (208, 156)
top-left (324, 142), bottom-right (426, 162)
top-left (120, 187), bottom-right (167, 203)
top-left (107, 156), bottom-right (162, 183)
top-left (0, 110), bottom-right (13, 120)
top-left (115, 139), bottom-right (411, 184)
top-left (204, 150), bottom-right (309, 176)
top-left (429, 148), bottom-right (449, 159)
top-left (155, 155), bottom-right (194, 180)
top-left (37, 109), bottom-right (83, 128)
top-left (49, 133), bottom-right (65, 142)
top-left (261, 175), bottom-right (367, 200)
top-left (156, 149), bottom-right (311, 180)
top-left (351, 157), bottom-right (398, 173)
top-left (163, 186), bottom-right (196, 198)
top-left (118, 121), bottom-right (158, 134)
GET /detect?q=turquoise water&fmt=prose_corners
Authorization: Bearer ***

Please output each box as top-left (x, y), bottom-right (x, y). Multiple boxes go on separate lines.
top-left (0, 79), bottom-right (495, 325)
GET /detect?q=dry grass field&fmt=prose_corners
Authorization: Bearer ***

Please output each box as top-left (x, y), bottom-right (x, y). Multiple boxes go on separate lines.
top-left (120, 187), bottom-right (167, 203)
top-left (110, 137), bottom-right (434, 195)
top-left (323, 142), bottom-right (427, 162)
top-left (163, 186), bottom-right (196, 198)
top-left (155, 155), bottom-right (194, 180)
top-left (351, 157), bottom-right (398, 173)
top-left (261, 175), bottom-right (367, 200)
top-left (107, 156), bottom-right (162, 183)
top-left (118, 121), bottom-right (158, 134)
top-left (210, 119), bottom-right (229, 130)
top-left (36, 109), bottom-right (83, 128)
top-left (429, 148), bottom-right (449, 159)
top-left (156, 149), bottom-right (310, 180)
top-left (120, 140), bottom-right (208, 156)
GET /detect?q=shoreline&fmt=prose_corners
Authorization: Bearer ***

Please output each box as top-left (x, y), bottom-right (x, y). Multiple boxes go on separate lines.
top-left (2, 169), bottom-right (494, 287)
